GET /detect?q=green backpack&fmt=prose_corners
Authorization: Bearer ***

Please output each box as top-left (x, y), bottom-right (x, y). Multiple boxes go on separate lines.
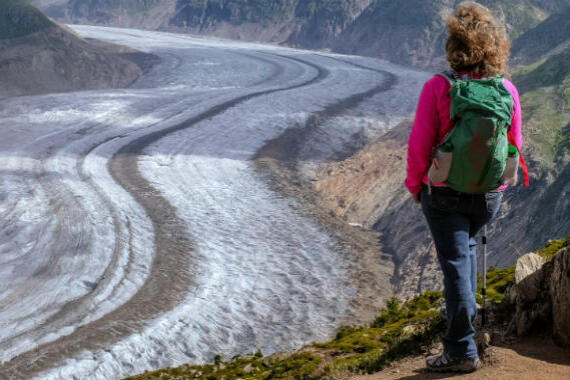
top-left (429, 71), bottom-right (526, 193)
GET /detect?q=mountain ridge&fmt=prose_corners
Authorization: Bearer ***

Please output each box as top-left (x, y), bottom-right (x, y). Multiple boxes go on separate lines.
top-left (30, 0), bottom-right (570, 70)
top-left (0, 0), bottom-right (147, 98)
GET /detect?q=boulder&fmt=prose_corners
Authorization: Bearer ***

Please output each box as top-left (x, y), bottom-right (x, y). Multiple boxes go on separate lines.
top-left (508, 243), bottom-right (570, 344)
top-left (513, 301), bottom-right (552, 337)
top-left (510, 252), bottom-right (551, 336)
top-left (550, 247), bottom-right (570, 347)
top-left (514, 253), bottom-right (545, 303)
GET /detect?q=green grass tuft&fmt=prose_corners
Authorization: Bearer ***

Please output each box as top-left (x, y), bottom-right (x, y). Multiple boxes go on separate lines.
top-left (477, 266), bottom-right (515, 304)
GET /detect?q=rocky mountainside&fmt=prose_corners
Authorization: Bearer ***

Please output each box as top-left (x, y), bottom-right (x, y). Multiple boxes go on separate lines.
top-left (31, 0), bottom-right (570, 70)
top-left (33, 0), bottom-right (373, 46)
top-left (0, 0), bottom-right (143, 98)
top-left (511, 5), bottom-right (570, 65)
top-left (311, 42), bottom-right (570, 295)
top-left (333, 0), bottom-right (570, 69)
top-left (43, 0), bottom-right (177, 29)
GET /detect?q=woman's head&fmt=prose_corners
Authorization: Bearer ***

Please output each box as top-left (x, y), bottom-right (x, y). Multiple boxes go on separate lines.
top-left (446, 2), bottom-right (510, 77)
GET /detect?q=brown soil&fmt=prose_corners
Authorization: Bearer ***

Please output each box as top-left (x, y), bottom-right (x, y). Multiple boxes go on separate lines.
top-left (310, 116), bottom-right (443, 298)
top-left (345, 336), bottom-right (570, 380)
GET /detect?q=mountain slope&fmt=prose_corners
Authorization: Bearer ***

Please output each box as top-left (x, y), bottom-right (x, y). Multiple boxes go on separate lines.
top-left (61, 0), bottom-right (174, 29)
top-left (31, 0), bottom-right (570, 70)
top-left (310, 45), bottom-right (570, 296)
top-left (0, 0), bottom-right (143, 98)
top-left (511, 5), bottom-right (570, 65)
top-left (58, 0), bottom-right (372, 46)
top-left (333, 0), bottom-right (566, 69)
top-left (0, 0), bottom-right (53, 38)
top-left (285, 0), bottom-right (372, 49)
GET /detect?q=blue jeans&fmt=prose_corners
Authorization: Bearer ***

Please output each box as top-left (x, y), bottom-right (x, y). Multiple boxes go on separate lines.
top-left (420, 184), bottom-right (503, 359)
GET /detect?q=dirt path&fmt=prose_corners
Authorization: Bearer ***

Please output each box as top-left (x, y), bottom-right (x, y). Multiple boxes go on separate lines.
top-left (347, 336), bottom-right (570, 380)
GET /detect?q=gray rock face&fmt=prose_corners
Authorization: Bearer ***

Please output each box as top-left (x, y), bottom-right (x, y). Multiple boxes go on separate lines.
top-left (0, 25), bottom-right (145, 99)
top-left (509, 244), bottom-right (570, 347)
top-left (515, 253), bottom-right (545, 303)
top-left (550, 247), bottom-right (570, 346)
top-left (511, 253), bottom-right (551, 336)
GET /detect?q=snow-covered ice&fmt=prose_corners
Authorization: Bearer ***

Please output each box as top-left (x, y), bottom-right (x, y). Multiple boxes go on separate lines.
top-left (0, 26), bottom-right (428, 379)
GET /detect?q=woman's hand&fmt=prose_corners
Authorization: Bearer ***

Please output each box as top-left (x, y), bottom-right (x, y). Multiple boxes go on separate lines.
top-left (412, 192), bottom-right (421, 204)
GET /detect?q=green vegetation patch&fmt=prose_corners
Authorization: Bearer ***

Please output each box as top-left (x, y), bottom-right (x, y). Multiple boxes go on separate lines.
top-left (330, 293), bottom-right (444, 374)
top-left (0, 0), bottom-right (54, 40)
top-left (475, 238), bottom-right (570, 306)
top-left (477, 266), bottom-right (515, 304)
top-left (513, 47), bottom-right (570, 94)
top-left (536, 238), bottom-right (570, 260)
top-left (124, 351), bottom-right (322, 380)
top-left (122, 292), bottom-right (445, 380)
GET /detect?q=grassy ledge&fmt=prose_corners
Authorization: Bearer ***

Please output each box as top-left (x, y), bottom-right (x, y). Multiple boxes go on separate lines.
top-left (123, 292), bottom-right (445, 380)
top-left (536, 237), bottom-right (570, 260)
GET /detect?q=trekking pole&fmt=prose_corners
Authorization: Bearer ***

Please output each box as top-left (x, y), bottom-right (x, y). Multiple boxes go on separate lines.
top-left (481, 225), bottom-right (487, 327)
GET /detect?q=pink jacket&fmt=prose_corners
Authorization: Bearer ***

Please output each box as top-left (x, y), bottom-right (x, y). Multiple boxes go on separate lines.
top-left (404, 74), bottom-right (522, 195)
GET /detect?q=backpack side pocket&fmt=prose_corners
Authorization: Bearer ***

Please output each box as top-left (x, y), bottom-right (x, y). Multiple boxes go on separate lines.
top-left (500, 145), bottom-right (519, 185)
top-left (428, 150), bottom-right (453, 183)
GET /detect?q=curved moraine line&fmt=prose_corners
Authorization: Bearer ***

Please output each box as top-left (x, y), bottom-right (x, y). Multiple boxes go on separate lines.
top-left (254, 53), bottom-right (398, 165)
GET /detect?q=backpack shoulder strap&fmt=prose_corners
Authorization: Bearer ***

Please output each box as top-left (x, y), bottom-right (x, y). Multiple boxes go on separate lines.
top-left (437, 70), bottom-right (460, 86)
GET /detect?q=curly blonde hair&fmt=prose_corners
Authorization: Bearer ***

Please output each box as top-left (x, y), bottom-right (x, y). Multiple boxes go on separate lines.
top-left (446, 2), bottom-right (510, 77)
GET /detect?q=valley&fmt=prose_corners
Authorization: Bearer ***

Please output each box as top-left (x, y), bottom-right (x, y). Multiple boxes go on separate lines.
top-left (0, 25), bottom-right (425, 379)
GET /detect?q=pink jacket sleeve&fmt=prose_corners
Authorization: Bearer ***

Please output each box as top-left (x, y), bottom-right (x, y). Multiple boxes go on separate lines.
top-left (404, 78), bottom-right (441, 194)
top-left (503, 78), bottom-right (522, 150)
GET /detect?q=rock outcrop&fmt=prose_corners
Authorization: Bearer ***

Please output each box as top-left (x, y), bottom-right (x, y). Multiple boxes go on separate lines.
top-left (508, 241), bottom-right (570, 347)
top-left (514, 252), bottom-right (545, 303)
top-left (550, 246), bottom-right (570, 346)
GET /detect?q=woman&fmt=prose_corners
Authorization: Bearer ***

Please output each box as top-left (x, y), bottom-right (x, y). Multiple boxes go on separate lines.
top-left (405, 2), bottom-right (522, 373)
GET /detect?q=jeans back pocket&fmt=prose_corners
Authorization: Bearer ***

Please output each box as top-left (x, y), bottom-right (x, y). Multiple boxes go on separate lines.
top-left (430, 188), bottom-right (460, 213)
